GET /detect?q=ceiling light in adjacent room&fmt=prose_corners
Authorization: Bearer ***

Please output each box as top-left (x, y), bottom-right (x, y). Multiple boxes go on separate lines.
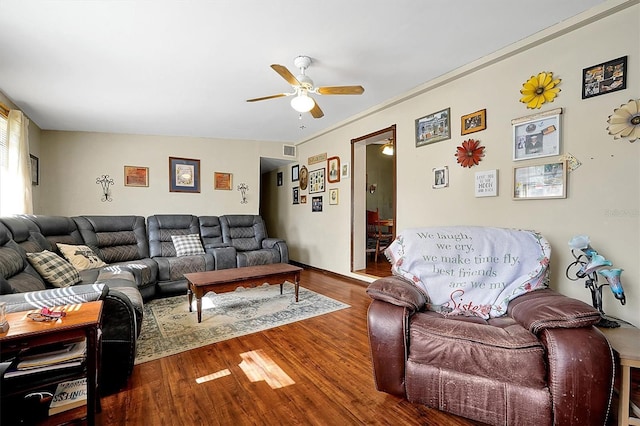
top-left (381, 141), bottom-right (394, 156)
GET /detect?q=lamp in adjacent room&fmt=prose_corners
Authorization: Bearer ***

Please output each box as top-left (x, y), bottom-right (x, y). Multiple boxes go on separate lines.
top-left (381, 140), bottom-right (394, 156)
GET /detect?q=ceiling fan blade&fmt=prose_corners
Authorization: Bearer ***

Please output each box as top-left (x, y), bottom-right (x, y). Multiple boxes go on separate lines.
top-left (310, 101), bottom-right (324, 119)
top-left (317, 85), bottom-right (364, 95)
top-left (246, 93), bottom-right (289, 102)
top-left (271, 64), bottom-right (301, 86)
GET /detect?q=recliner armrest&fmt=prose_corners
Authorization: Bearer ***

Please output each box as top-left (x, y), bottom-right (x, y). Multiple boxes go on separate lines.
top-left (0, 283), bottom-right (108, 313)
top-left (508, 288), bottom-right (601, 334)
top-left (366, 276), bottom-right (427, 313)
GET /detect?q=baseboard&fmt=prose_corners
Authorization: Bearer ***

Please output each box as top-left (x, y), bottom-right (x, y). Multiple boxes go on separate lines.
top-left (289, 261), bottom-right (369, 286)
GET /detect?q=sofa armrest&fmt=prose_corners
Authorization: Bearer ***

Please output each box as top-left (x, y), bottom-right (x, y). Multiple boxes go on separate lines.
top-left (262, 238), bottom-right (289, 263)
top-left (0, 283), bottom-right (108, 313)
top-left (507, 288), bottom-right (601, 334)
top-left (366, 276), bottom-right (427, 313)
top-left (205, 246), bottom-right (237, 270)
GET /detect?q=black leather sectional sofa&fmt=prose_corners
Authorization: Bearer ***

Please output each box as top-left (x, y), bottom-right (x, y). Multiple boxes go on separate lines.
top-left (0, 213), bottom-right (288, 393)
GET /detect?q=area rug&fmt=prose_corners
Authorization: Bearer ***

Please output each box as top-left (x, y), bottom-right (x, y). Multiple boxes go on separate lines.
top-left (135, 282), bottom-right (350, 364)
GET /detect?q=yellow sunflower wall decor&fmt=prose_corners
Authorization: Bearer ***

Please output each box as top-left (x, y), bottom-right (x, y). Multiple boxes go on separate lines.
top-left (519, 72), bottom-right (561, 109)
top-left (607, 99), bottom-right (640, 143)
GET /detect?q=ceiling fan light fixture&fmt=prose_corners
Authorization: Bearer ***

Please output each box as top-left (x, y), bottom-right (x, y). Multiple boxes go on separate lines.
top-left (381, 142), bottom-right (394, 156)
top-left (290, 92), bottom-right (315, 113)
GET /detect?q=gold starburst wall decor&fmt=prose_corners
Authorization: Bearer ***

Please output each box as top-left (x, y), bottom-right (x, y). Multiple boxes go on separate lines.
top-left (520, 72), bottom-right (561, 109)
top-left (607, 99), bottom-right (640, 143)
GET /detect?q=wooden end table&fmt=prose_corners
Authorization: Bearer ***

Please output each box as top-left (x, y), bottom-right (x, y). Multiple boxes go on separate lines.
top-left (184, 263), bottom-right (302, 323)
top-left (0, 301), bottom-right (103, 426)
top-left (599, 325), bottom-right (640, 426)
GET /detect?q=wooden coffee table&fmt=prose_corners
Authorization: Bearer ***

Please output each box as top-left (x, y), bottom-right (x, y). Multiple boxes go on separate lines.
top-left (184, 263), bottom-right (302, 323)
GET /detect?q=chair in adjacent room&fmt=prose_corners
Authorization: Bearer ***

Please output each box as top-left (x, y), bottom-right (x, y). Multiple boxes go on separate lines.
top-left (366, 209), bottom-right (393, 262)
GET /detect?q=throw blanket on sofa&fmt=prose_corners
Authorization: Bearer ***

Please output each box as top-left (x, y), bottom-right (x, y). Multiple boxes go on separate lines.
top-left (385, 226), bottom-right (551, 318)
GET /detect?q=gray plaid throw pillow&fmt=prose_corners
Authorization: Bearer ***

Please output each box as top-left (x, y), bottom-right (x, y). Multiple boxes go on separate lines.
top-left (26, 250), bottom-right (81, 288)
top-left (171, 234), bottom-right (205, 257)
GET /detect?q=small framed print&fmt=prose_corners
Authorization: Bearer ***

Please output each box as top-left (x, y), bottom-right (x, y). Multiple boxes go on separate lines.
top-left (327, 156), bottom-right (340, 183)
top-left (341, 162), bottom-right (350, 179)
top-left (169, 157), bottom-right (200, 193)
top-left (582, 56), bottom-right (627, 99)
top-left (513, 160), bottom-right (566, 200)
top-left (214, 172), bottom-right (232, 190)
top-left (312, 196), bottom-right (323, 212)
top-left (329, 188), bottom-right (339, 205)
top-left (277, 171), bottom-right (283, 187)
top-left (124, 165), bottom-right (149, 187)
top-left (512, 108), bottom-right (562, 161)
top-left (292, 187), bottom-right (299, 204)
top-left (475, 169), bottom-right (498, 197)
top-left (300, 195), bottom-right (307, 204)
top-left (30, 154), bottom-right (39, 185)
top-left (292, 164), bottom-right (299, 182)
top-left (416, 108), bottom-right (450, 147)
top-left (461, 109), bottom-right (486, 135)
top-left (309, 168), bottom-right (325, 194)
top-left (432, 166), bottom-right (448, 189)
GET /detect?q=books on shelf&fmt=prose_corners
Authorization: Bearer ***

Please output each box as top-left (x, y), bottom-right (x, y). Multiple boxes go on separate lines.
top-left (48, 378), bottom-right (87, 416)
top-left (3, 339), bottom-right (86, 378)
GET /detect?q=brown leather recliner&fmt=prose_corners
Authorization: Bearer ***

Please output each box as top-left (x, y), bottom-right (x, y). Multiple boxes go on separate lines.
top-left (367, 276), bottom-right (614, 425)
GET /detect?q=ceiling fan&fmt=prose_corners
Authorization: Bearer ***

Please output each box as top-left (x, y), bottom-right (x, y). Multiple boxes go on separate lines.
top-left (246, 56), bottom-right (364, 119)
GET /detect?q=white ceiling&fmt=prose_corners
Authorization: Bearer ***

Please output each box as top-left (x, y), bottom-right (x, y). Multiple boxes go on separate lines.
top-left (0, 1), bottom-right (605, 144)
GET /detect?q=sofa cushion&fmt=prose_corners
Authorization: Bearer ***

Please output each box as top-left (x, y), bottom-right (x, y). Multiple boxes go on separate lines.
top-left (171, 234), bottom-right (205, 257)
top-left (26, 250), bottom-right (81, 287)
top-left (57, 243), bottom-right (108, 271)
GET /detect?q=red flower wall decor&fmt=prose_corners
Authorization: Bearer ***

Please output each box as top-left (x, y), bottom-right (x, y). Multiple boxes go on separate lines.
top-left (455, 139), bottom-right (485, 168)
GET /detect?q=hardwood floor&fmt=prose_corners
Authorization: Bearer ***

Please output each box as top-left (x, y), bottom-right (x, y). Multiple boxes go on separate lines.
top-left (355, 256), bottom-right (392, 278)
top-left (96, 268), bottom-right (482, 426)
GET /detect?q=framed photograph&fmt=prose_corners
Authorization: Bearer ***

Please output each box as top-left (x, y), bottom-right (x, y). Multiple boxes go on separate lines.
top-left (475, 169), bottom-right (498, 197)
top-left (512, 108), bottom-right (562, 161)
top-left (432, 166), bottom-right (448, 189)
top-left (214, 172), bottom-right (232, 190)
top-left (277, 171), bottom-right (283, 187)
top-left (292, 164), bottom-right (299, 182)
top-left (327, 156), bottom-right (340, 183)
top-left (513, 160), bottom-right (567, 200)
top-left (29, 154), bottom-right (39, 185)
top-left (169, 157), bottom-right (200, 193)
top-left (292, 187), bottom-right (299, 204)
top-left (124, 165), bottom-right (148, 187)
top-left (415, 108), bottom-right (450, 147)
top-left (461, 109), bottom-right (486, 135)
top-left (582, 56), bottom-right (627, 99)
top-left (341, 162), bottom-right (350, 179)
top-left (329, 188), bottom-right (339, 205)
top-left (300, 195), bottom-right (307, 204)
top-left (309, 168), bottom-right (325, 194)
top-left (311, 196), bottom-right (323, 212)
top-left (299, 166), bottom-right (308, 190)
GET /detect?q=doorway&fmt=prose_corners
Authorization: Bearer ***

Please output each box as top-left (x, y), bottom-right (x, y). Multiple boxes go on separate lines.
top-left (351, 125), bottom-right (396, 278)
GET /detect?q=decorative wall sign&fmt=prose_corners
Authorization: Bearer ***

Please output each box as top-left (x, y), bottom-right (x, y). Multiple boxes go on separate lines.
top-left (169, 157), bottom-right (200, 193)
top-left (432, 166), bottom-right (448, 189)
top-left (513, 160), bottom-right (566, 200)
top-left (461, 109), bottom-right (486, 135)
top-left (124, 166), bottom-right (148, 187)
top-left (214, 172), bottom-right (232, 190)
top-left (512, 108), bottom-right (562, 161)
top-left (308, 168), bottom-right (325, 194)
top-left (416, 108), bottom-right (450, 147)
top-left (582, 56), bottom-right (627, 99)
top-left (308, 153), bottom-right (327, 165)
top-left (475, 169), bottom-right (498, 197)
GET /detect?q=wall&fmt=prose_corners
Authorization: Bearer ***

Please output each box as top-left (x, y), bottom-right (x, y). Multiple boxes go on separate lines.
top-left (39, 131), bottom-right (266, 218)
top-left (267, 2), bottom-right (640, 326)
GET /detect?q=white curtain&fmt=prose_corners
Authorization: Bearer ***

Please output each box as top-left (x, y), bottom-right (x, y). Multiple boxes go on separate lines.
top-left (0, 110), bottom-right (32, 215)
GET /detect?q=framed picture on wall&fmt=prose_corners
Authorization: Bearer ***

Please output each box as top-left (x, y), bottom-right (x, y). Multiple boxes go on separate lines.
top-left (432, 166), bottom-right (448, 189)
top-left (169, 157), bottom-right (200, 193)
top-left (415, 108), bottom-right (450, 147)
top-left (292, 187), bottom-right (299, 204)
top-left (461, 109), bottom-right (486, 135)
top-left (292, 164), bottom-right (299, 182)
top-left (327, 156), bottom-right (340, 183)
top-left (513, 160), bottom-right (567, 200)
top-left (309, 168), bottom-right (325, 194)
top-left (512, 108), bottom-right (562, 161)
top-left (329, 188), bottom-right (339, 205)
top-left (582, 56), bottom-right (627, 99)
top-left (30, 154), bottom-right (39, 186)
top-left (124, 165), bottom-right (149, 187)
top-left (214, 172), bottom-right (232, 190)
top-left (312, 196), bottom-right (323, 212)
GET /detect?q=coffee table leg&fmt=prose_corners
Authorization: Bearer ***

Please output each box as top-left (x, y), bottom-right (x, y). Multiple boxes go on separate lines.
top-left (187, 285), bottom-right (193, 312)
top-left (294, 273), bottom-right (299, 302)
top-left (196, 297), bottom-right (203, 323)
